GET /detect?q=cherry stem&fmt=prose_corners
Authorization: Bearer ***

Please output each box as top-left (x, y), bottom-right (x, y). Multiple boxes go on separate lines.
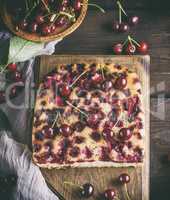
top-left (100, 65), bottom-right (105, 80)
top-left (60, 11), bottom-right (75, 21)
top-left (124, 184), bottom-right (132, 200)
top-left (128, 36), bottom-right (133, 46)
top-left (87, 3), bottom-right (105, 13)
top-left (41, 0), bottom-right (51, 13)
top-left (69, 69), bottom-right (88, 88)
top-left (117, 1), bottom-right (127, 17)
top-left (51, 112), bottom-right (59, 128)
top-left (130, 38), bottom-right (141, 47)
top-left (24, 3), bottom-right (37, 19)
top-left (64, 181), bottom-right (83, 189)
top-left (122, 38), bottom-right (129, 47)
top-left (66, 101), bottom-right (88, 117)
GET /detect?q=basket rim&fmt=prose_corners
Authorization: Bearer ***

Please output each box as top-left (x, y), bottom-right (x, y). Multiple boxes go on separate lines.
top-left (1, 0), bottom-right (88, 42)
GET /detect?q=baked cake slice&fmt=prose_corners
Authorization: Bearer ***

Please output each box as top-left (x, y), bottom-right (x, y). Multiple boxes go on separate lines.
top-left (32, 63), bottom-right (144, 168)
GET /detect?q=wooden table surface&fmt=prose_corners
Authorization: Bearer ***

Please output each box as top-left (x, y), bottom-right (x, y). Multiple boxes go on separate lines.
top-left (53, 1), bottom-right (170, 199)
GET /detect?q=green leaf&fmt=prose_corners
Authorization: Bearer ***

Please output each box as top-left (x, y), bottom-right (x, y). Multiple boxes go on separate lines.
top-left (8, 36), bottom-right (44, 63)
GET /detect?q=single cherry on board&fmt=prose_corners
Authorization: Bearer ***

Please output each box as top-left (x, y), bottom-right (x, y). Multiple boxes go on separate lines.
top-left (113, 43), bottom-right (123, 55)
top-left (119, 173), bottom-right (131, 184)
top-left (126, 43), bottom-right (136, 55)
top-left (129, 15), bottom-right (139, 26)
top-left (80, 183), bottom-right (94, 198)
top-left (104, 188), bottom-right (117, 200)
top-left (138, 41), bottom-right (148, 54)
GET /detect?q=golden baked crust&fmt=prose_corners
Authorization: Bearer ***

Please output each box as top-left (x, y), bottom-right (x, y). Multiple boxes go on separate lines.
top-left (32, 63), bottom-right (144, 168)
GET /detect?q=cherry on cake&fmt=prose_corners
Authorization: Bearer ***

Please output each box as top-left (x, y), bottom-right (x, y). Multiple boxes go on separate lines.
top-left (32, 63), bottom-right (144, 168)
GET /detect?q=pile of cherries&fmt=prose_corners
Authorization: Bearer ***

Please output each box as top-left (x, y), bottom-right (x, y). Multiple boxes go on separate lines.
top-left (7, 0), bottom-right (83, 36)
top-left (112, 1), bottom-right (148, 55)
top-left (65, 173), bottom-right (131, 200)
top-left (0, 63), bottom-right (24, 104)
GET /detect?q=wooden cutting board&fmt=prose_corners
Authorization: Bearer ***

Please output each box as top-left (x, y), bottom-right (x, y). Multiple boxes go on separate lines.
top-left (35, 55), bottom-right (150, 200)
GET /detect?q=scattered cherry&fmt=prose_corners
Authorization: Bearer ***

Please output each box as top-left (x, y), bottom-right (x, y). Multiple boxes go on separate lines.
top-left (104, 189), bottom-right (116, 200)
top-left (112, 21), bottom-right (120, 32)
top-left (119, 173), bottom-right (130, 184)
top-left (80, 183), bottom-right (94, 198)
top-left (113, 43), bottom-right (123, 55)
top-left (138, 41), bottom-right (148, 54)
top-left (69, 146), bottom-right (80, 157)
top-left (118, 128), bottom-right (132, 141)
top-left (126, 43), bottom-right (136, 54)
top-left (59, 124), bottom-right (73, 137)
top-left (59, 84), bottom-right (71, 97)
top-left (114, 76), bottom-right (127, 89)
top-left (119, 23), bottom-right (130, 32)
top-left (7, 63), bottom-right (17, 71)
top-left (129, 15), bottom-right (139, 26)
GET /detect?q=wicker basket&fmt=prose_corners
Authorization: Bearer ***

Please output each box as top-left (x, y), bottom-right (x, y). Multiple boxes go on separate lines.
top-left (1, 0), bottom-right (88, 42)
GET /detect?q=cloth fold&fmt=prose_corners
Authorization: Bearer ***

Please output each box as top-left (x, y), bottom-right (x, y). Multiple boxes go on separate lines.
top-left (0, 133), bottom-right (59, 200)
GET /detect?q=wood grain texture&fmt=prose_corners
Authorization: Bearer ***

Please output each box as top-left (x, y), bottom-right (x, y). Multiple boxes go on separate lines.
top-left (36, 55), bottom-right (150, 200)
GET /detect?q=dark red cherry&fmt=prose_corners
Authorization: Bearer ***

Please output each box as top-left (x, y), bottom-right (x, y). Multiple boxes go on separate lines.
top-left (83, 147), bottom-right (92, 158)
top-left (41, 24), bottom-right (51, 35)
top-left (80, 183), bottom-right (94, 198)
top-left (112, 21), bottom-right (120, 32)
top-left (74, 0), bottom-right (82, 11)
top-left (43, 126), bottom-right (54, 138)
top-left (86, 113), bottom-right (100, 128)
top-left (62, 0), bottom-right (69, 5)
top-left (138, 41), bottom-right (148, 54)
top-left (118, 128), bottom-right (132, 141)
top-left (18, 19), bottom-right (28, 30)
top-left (114, 76), bottom-right (127, 89)
top-left (91, 73), bottom-right (103, 84)
top-left (59, 124), bottom-right (73, 137)
top-left (126, 44), bottom-right (136, 55)
top-left (59, 84), bottom-right (71, 97)
top-left (55, 16), bottom-right (67, 27)
top-left (73, 121), bottom-right (85, 132)
top-left (55, 96), bottom-right (64, 106)
top-left (7, 63), bottom-right (17, 71)
top-left (69, 146), bottom-right (80, 157)
top-left (102, 81), bottom-right (113, 91)
top-left (129, 15), bottom-right (139, 26)
top-left (113, 43), bottom-right (123, 55)
top-left (35, 15), bottom-right (44, 24)
top-left (119, 23), bottom-right (130, 32)
top-left (104, 189), bottom-right (116, 200)
top-left (29, 22), bottom-right (38, 33)
top-left (91, 131), bottom-right (101, 142)
top-left (59, 5), bottom-right (67, 11)
top-left (119, 173), bottom-right (130, 184)
top-left (50, 24), bottom-right (56, 33)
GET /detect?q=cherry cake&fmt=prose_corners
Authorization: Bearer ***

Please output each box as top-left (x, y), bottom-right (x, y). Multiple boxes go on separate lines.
top-left (32, 63), bottom-right (144, 168)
